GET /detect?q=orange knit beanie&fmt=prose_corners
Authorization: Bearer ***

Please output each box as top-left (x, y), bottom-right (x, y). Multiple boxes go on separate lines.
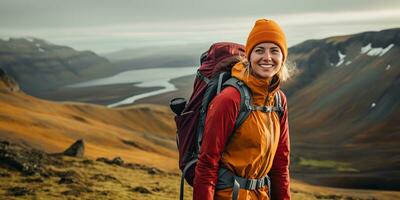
top-left (245, 19), bottom-right (287, 62)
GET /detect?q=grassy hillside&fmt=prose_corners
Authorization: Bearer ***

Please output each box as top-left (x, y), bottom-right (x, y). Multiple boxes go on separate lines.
top-left (1, 141), bottom-right (399, 200)
top-left (0, 82), bottom-right (178, 172)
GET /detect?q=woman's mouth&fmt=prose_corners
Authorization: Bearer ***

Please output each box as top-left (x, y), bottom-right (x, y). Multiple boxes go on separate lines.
top-left (259, 64), bottom-right (274, 68)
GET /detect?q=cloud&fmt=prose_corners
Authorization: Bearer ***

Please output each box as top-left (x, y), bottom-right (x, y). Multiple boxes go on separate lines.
top-left (276, 9), bottom-right (400, 26)
top-left (1, 9), bottom-right (399, 53)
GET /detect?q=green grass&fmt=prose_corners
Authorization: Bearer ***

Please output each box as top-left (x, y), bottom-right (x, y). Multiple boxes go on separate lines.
top-left (0, 156), bottom-right (193, 200)
top-left (2, 156), bottom-right (398, 200)
top-left (298, 157), bottom-right (359, 172)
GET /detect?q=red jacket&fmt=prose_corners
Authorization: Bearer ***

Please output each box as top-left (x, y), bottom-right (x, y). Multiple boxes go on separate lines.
top-left (193, 63), bottom-right (290, 200)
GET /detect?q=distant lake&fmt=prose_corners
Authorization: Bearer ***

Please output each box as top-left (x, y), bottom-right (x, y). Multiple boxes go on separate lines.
top-left (68, 67), bottom-right (197, 107)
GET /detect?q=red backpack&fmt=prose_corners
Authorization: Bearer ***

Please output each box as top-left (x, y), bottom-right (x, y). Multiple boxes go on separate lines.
top-left (169, 42), bottom-right (283, 200)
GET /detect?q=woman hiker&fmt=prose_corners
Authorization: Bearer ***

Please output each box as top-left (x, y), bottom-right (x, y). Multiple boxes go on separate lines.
top-left (193, 19), bottom-right (291, 200)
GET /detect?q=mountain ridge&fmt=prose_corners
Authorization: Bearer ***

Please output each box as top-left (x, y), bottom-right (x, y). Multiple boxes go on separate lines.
top-left (0, 37), bottom-right (116, 94)
top-left (284, 28), bottom-right (400, 190)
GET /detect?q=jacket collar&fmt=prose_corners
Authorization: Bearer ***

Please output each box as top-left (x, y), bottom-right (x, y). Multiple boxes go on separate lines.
top-left (231, 62), bottom-right (280, 104)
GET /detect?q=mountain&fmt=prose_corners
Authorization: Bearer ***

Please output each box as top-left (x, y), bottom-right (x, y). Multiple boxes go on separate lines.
top-left (101, 43), bottom-right (209, 67)
top-left (102, 43), bottom-right (208, 61)
top-left (0, 69), bottom-right (178, 172)
top-left (0, 37), bottom-right (117, 95)
top-left (283, 28), bottom-right (399, 96)
top-left (284, 28), bottom-right (400, 190)
top-left (0, 38), bottom-right (205, 106)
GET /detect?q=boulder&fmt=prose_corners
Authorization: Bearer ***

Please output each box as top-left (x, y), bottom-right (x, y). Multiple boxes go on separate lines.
top-left (110, 157), bottom-right (124, 166)
top-left (131, 186), bottom-right (152, 194)
top-left (63, 139), bottom-right (84, 157)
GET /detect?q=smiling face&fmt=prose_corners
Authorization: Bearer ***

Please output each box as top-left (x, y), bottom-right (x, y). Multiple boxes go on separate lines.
top-left (249, 42), bottom-right (283, 80)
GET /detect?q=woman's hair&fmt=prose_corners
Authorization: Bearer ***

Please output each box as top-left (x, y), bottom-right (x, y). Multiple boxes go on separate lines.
top-left (279, 62), bottom-right (292, 82)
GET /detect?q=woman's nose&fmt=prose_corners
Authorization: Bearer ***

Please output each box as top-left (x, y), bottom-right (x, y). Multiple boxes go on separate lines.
top-left (263, 52), bottom-right (272, 61)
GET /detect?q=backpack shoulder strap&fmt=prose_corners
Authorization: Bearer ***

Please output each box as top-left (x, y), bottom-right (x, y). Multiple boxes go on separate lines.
top-left (196, 71), bottom-right (231, 153)
top-left (274, 91), bottom-right (284, 121)
top-left (196, 70), bottom-right (210, 84)
top-left (223, 77), bottom-right (252, 131)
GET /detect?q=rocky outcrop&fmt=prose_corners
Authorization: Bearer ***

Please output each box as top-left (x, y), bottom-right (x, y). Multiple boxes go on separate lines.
top-left (0, 141), bottom-right (61, 176)
top-left (57, 170), bottom-right (83, 184)
top-left (96, 156), bottom-right (124, 166)
top-left (96, 156), bottom-right (164, 175)
top-left (63, 139), bottom-right (85, 157)
top-left (0, 68), bottom-right (19, 92)
top-left (131, 186), bottom-right (152, 194)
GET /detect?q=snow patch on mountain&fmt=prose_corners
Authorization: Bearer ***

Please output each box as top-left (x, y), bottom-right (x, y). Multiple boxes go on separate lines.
top-left (25, 37), bottom-right (35, 42)
top-left (336, 51), bottom-right (346, 67)
top-left (361, 43), bottom-right (394, 57)
top-left (35, 43), bottom-right (45, 52)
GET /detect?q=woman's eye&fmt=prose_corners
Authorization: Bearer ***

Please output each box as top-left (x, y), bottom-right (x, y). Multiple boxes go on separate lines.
top-left (271, 49), bottom-right (279, 54)
top-left (255, 49), bottom-right (264, 53)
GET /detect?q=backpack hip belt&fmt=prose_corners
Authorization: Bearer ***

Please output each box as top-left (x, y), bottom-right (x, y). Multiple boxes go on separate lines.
top-left (216, 167), bottom-right (271, 200)
top-left (215, 168), bottom-right (271, 200)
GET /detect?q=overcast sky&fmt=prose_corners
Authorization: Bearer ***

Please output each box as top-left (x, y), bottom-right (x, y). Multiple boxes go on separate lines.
top-left (1, 0), bottom-right (400, 53)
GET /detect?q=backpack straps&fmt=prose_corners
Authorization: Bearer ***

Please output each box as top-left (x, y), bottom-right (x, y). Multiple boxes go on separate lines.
top-left (180, 158), bottom-right (198, 200)
top-left (223, 78), bottom-right (285, 127)
top-left (216, 167), bottom-right (271, 200)
top-left (249, 92), bottom-right (283, 114)
top-left (250, 105), bottom-right (280, 112)
top-left (217, 73), bottom-right (225, 94)
top-left (196, 71), bottom-right (232, 153)
top-left (222, 77), bottom-right (253, 131)
top-left (274, 91), bottom-right (284, 120)
top-left (196, 70), bottom-right (210, 84)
